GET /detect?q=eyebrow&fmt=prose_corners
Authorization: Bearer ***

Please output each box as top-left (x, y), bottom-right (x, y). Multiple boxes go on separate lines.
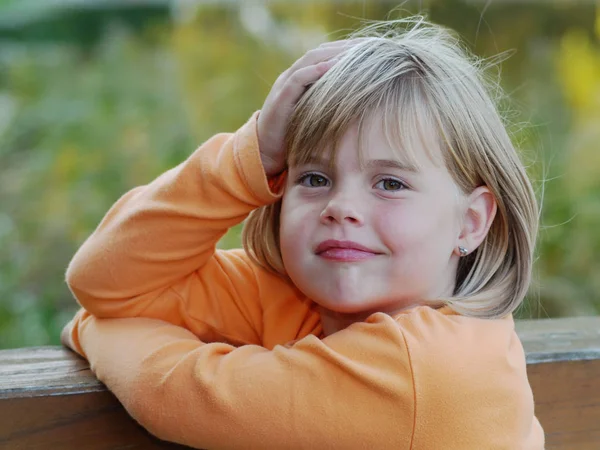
top-left (298, 157), bottom-right (419, 173)
top-left (364, 159), bottom-right (419, 173)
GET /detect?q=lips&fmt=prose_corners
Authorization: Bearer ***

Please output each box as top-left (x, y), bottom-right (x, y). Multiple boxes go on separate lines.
top-left (315, 240), bottom-right (380, 262)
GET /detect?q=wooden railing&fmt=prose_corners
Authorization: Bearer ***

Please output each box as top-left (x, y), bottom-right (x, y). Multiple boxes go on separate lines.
top-left (1, 317), bottom-right (599, 449)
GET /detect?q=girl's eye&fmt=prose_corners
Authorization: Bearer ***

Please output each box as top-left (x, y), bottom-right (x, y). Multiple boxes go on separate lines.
top-left (299, 173), bottom-right (329, 187)
top-left (375, 178), bottom-right (406, 191)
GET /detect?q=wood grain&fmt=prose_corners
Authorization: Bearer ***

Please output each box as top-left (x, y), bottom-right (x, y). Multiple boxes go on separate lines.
top-left (0, 347), bottom-right (192, 449)
top-left (516, 316), bottom-right (600, 363)
top-left (515, 317), bottom-right (600, 450)
top-left (1, 317), bottom-right (599, 449)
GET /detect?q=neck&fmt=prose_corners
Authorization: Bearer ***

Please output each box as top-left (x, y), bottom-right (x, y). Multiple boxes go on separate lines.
top-left (318, 308), bottom-right (370, 337)
top-left (317, 302), bottom-right (431, 337)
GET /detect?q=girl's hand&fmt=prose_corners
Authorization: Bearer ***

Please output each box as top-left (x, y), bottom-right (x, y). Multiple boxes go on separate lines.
top-left (257, 40), bottom-right (361, 177)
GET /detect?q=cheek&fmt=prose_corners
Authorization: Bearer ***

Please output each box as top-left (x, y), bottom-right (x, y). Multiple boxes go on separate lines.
top-left (376, 199), bottom-right (458, 254)
top-left (279, 195), bottom-right (317, 261)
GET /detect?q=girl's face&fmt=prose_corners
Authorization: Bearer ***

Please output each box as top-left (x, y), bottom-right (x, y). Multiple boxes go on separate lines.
top-left (279, 118), bottom-right (465, 317)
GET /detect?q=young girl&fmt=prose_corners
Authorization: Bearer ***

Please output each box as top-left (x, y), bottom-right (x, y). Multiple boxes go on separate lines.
top-left (62, 17), bottom-right (545, 449)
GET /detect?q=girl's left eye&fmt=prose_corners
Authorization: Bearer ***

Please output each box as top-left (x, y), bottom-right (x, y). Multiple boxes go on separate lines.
top-left (298, 173), bottom-right (329, 187)
top-left (375, 178), bottom-right (407, 191)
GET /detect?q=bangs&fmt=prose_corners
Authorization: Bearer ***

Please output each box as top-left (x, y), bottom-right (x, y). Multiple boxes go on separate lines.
top-left (284, 40), bottom-right (443, 171)
top-left (357, 75), bottom-right (443, 171)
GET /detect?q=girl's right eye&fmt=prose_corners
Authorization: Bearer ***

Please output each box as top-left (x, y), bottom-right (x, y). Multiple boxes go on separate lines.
top-left (298, 173), bottom-right (330, 187)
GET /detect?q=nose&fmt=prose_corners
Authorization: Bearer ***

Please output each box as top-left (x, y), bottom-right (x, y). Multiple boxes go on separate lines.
top-left (319, 192), bottom-right (364, 226)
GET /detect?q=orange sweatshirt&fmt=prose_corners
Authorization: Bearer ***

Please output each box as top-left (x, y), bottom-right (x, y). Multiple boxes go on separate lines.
top-left (63, 112), bottom-right (545, 449)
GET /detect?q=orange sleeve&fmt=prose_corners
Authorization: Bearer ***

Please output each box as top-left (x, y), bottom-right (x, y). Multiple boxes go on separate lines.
top-left (70, 313), bottom-right (415, 449)
top-left (399, 309), bottom-right (545, 449)
top-left (64, 112), bottom-right (284, 348)
top-left (62, 307), bottom-right (544, 449)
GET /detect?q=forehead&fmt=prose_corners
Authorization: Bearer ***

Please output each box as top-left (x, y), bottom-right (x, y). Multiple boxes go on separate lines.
top-left (355, 111), bottom-right (445, 169)
top-left (286, 68), bottom-right (449, 172)
top-left (292, 109), bottom-right (446, 172)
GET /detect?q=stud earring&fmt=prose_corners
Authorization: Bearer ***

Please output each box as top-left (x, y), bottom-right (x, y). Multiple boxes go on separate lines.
top-left (458, 246), bottom-right (468, 257)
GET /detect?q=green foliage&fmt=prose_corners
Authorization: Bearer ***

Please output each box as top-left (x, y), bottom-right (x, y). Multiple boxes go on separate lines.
top-left (1, 1), bottom-right (599, 348)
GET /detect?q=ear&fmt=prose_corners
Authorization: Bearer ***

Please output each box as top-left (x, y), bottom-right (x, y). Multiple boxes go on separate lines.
top-left (455, 186), bottom-right (497, 256)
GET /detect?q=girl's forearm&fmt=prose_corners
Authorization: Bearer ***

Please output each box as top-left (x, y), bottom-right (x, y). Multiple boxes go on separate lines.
top-left (70, 313), bottom-right (415, 450)
top-left (66, 112), bottom-right (280, 319)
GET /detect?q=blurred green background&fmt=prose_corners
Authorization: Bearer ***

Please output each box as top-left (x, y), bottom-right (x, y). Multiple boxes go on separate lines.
top-left (1, 0), bottom-right (599, 349)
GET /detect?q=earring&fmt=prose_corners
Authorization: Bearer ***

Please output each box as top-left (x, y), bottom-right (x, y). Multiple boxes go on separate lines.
top-left (458, 246), bottom-right (468, 257)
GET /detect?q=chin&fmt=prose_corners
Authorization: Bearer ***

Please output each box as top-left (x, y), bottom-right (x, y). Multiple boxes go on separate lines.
top-left (312, 290), bottom-right (378, 315)
top-left (289, 268), bottom-right (388, 314)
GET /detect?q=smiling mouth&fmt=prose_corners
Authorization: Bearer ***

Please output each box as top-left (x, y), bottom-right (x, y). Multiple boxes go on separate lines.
top-left (315, 240), bottom-right (380, 262)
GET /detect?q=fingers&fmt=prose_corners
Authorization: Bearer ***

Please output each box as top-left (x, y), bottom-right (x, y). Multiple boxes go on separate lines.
top-left (277, 47), bottom-right (342, 87)
top-left (292, 39), bottom-right (364, 70)
top-left (278, 59), bottom-right (338, 105)
top-left (277, 38), bottom-right (369, 87)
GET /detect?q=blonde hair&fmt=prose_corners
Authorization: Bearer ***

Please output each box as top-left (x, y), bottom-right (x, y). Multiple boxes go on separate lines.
top-left (243, 16), bottom-right (538, 319)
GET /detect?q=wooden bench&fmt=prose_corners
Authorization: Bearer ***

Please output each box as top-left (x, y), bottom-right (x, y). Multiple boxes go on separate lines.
top-left (1, 317), bottom-right (599, 449)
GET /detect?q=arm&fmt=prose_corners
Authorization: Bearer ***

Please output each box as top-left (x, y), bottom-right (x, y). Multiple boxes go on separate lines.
top-left (63, 309), bottom-right (545, 450)
top-left (65, 40), bottom-right (357, 343)
top-left (67, 313), bottom-right (415, 449)
top-left (65, 113), bottom-right (282, 342)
